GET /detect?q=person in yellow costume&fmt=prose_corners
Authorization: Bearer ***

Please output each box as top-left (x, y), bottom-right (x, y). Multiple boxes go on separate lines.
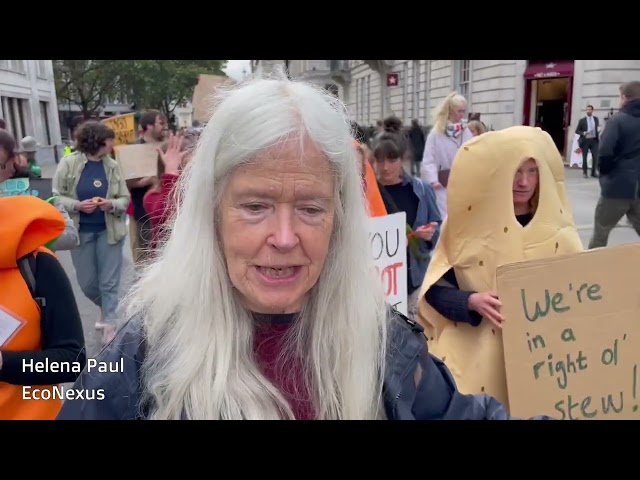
top-left (416, 125), bottom-right (584, 410)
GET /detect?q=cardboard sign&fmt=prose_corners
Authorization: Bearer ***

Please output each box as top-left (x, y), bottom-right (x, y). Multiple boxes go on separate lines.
top-left (102, 113), bottom-right (136, 146)
top-left (497, 243), bottom-right (640, 420)
top-left (0, 177), bottom-right (53, 200)
top-left (115, 143), bottom-right (159, 180)
top-left (367, 212), bottom-right (408, 316)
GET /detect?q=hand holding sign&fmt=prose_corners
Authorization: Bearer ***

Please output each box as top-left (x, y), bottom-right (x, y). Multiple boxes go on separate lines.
top-left (409, 222), bottom-right (438, 242)
top-left (468, 291), bottom-right (504, 328)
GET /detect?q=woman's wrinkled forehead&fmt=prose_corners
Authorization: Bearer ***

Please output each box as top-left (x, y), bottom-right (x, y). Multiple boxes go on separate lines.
top-left (235, 138), bottom-right (332, 180)
top-left (248, 136), bottom-right (340, 175)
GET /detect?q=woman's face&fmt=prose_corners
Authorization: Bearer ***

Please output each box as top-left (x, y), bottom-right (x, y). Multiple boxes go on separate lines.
top-left (0, 146), bottom-right (10, 168)
top-left (449, 102), bottom-right (466, 123)
top-left (98, 138), bottom-right (115, 157)
top-left (219, 138), bottom-right (336, 314)
top-left (0, 147), bottom-right (16, 182)
top-left (374, 156), bottom-right (403, 186)
top-left (513, 158), bottom-right (539, 207)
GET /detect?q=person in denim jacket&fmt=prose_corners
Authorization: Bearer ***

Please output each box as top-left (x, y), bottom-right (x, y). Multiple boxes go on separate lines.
top-left (372, 131), bottom-right (441, 320)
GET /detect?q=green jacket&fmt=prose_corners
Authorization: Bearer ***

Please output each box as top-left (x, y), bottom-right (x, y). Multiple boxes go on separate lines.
top-left (52, 152), bottom-right (130, 245)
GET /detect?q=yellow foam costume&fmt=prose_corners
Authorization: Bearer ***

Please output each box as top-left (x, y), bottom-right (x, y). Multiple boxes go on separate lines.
top-left (416, 126), bottom-right (584, 410)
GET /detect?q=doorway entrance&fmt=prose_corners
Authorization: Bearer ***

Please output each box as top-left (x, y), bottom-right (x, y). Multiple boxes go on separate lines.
top-left (533, 77), bottom-right (570, 154)
top-left (522, 61), bottom-right (575, 157)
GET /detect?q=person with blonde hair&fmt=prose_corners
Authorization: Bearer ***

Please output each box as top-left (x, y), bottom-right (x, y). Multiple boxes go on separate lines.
top-left (421, 92), bottom-right (473, 217)
top-left (467, 120), bottom-right (487, 136)
top-left (57, 72), bottom-right (550, 421)
top-left (417, 126), bottom-right (583, 410)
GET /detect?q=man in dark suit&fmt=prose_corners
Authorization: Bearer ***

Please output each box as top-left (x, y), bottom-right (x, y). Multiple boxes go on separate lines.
top-left (575, 104), bottom-right (600, 178)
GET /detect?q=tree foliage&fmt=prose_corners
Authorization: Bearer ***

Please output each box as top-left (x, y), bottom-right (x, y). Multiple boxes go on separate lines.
top-left (54, 60), bottom-right (228, 122)
top-left (117, 60), bottom-right (227, 119)
top-left (53, 60), bottom-right (123, 118)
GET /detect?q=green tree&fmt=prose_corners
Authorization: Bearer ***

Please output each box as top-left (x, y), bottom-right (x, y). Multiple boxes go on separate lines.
top-left (117, 60), bottom-right (227, 123)
top-left (53, 60), bottom-right (124, 119)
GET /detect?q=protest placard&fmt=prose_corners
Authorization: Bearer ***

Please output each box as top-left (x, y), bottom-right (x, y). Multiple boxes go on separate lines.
top-left (367, 212), bottom-right (408, 316)
top-left (102, 113), bottom-right (136, 146)
top-left (497, 243), bottom-right (640, 420)
top-left (115, 143), bottom-right (159, 180)
top-left (0, 177), bottom-right (52, 200)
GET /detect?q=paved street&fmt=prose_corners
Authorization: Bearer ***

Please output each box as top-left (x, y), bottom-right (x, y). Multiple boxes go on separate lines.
top-left (563, 166), bottom-right (639, 247)
top-left (55, 239), bottom-right (137, 359)
top-left (41, 162), bottom-right (638, 360)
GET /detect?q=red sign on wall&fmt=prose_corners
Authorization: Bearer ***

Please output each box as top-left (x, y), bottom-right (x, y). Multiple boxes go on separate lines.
top-left (387, 73), bottom-right (399, 87)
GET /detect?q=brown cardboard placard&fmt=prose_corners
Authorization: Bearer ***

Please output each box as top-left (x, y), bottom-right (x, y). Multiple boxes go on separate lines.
top-left (116, 143), bottom-right (159, 180)
top-left (496, 243), bottom-right (640, 420)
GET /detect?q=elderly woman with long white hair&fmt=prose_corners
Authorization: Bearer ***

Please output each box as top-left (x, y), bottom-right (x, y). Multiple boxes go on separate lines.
top-left (56, 73), bottom-right (550, 420)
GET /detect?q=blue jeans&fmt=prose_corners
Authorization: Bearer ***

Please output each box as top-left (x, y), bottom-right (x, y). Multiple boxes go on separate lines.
top-left (70, 229), bottom-right (124, 324)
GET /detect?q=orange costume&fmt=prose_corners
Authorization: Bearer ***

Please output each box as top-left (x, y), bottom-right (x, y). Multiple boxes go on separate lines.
top-left (0, 196), bottom-right (65, 420)
top-left (354, 139), bottom-right (387, 217)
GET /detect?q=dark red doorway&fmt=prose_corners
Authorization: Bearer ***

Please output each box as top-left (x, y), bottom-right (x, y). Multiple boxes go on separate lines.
top-left (522, 61), bottom-right (575, 157)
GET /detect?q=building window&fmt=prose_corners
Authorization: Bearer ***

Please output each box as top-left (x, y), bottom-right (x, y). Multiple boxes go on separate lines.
top-left (325, 84), bottom-right (339, 97)
top-left (366, 74), bottom-right (371, 124)
top-left (359, 77), bottom-right (366, 124)
top-left (37, 60), bottom-right (48, 79)
top-left (0, 60), bottom-right (25, 74)
top-left (40, 101), bottom-right (52, 145)
top-left (1, 96), bottom-right (29, 139)
top-left (456, 60), bottom-right (470, 100)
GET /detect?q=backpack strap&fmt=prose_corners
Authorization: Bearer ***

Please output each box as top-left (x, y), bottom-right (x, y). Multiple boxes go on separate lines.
top-left (17, 252), bottom-right (46, 309)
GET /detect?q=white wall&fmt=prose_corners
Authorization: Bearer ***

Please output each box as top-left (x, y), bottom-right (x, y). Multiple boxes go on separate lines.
top-left (0, 60), bottom-right (62, 164)
top-left (467, 60), bottom-right (519, 130)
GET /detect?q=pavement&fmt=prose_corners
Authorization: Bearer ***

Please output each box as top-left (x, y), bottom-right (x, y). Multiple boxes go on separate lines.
top-left (40, 162), bottom-right (639, 360)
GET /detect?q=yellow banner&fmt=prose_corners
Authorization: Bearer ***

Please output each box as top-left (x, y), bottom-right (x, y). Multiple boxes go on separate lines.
top-left (102, 113), bottom-right (136, 146)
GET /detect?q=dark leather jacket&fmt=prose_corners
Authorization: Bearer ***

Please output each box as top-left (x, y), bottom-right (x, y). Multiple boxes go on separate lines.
top-left (56, 310), bottom-right (552, 420)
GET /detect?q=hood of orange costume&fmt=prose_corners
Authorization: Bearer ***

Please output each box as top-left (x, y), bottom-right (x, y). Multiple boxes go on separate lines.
top-left (0, 196), bottom-right (64, 268)
top-left (353, 139), bottom-right (387, 217)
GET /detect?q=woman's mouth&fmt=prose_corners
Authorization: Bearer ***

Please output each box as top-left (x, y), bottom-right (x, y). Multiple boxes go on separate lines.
top-left (255, 266), bottom-right (302, 284)
top-left (260, 267), bottom-right (295, 277)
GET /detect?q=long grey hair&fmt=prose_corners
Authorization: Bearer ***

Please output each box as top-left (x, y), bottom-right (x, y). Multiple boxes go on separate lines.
top-left (121, 69), bottom-right (389, 419)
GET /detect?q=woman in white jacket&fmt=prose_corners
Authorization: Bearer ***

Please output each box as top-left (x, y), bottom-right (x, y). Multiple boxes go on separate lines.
top-left (421, 92), bottom-right (473, 218)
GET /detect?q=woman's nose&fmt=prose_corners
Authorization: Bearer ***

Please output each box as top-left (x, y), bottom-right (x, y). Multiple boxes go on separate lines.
top-left (267, 209), bottom-right (299, 251)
